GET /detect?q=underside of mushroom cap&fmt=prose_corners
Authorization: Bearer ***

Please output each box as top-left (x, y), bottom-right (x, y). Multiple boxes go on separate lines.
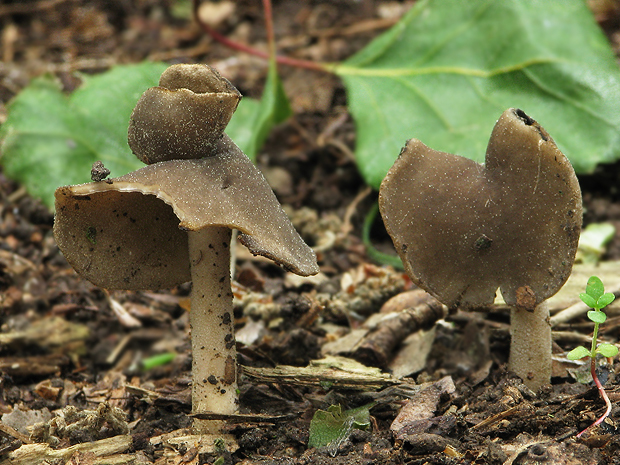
top-left (54, 135), bottom-right (319, 290)
top-left (379, 108), bottom-right (582, 310)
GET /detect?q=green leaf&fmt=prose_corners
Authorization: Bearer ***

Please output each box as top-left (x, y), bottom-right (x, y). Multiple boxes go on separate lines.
top-left (576, 223), bottom-right (616, 264)
top-left (567, 346), bottom-right (591, 360)
top-left (308, 403), bottom-right (373, 452)
top-left (587, 310), bottom-right (607, 324)
top-left (227, 60), bottom-right (291, 161)
top-left (579, 293), bottom-right (597, 309)
top-left (597, 292), bottom-right (616, 309)
top-left (586, 276), bottom-right (605, 301)
top-left (597, 343), bottom-right (619, 358)
top-left (362, 202), bottom-right (404, 268)
top-left (225, 97), bottom-right (260, 153)
top-left (140, 352), bottom-right (176, 371)
top-left (0, 62), bottom-right (168, 208)
top-left (337, 0), bottom-right (620, 189)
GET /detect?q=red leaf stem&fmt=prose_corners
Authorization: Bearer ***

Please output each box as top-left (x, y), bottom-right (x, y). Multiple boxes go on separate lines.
top-left (192, 0), bottom-right (329, 73)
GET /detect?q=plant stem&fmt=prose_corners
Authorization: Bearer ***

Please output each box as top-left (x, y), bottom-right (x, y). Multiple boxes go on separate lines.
top-left (262, 0), bottom-right (275, 62)
top-left (577, 316), bottom-right (613, 438)
top-left (362, 202), bottom-right (404, 269)
top-left (192, 0), bottom-right (331, 72)
top-left (576, 356), bottom-right (613, 437)
top-left (590, 310), bottom-right (601, 358)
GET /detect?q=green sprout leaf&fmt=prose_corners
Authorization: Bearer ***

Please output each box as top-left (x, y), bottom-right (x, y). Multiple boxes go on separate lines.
top-left (587, 310), bottom-right (607, 325)
top-left (597, 343), bottom-right (619, 358)
top-left (308, 403), bottom-right (373, 453)
top-left (567, 346), bottom-right (591, 360)
top-left (0, 62), bottom-right (168, 209)
top-left (337, 0), bottom-right (620, 189)
top-left (140, 352), bottom-right (176, 371)
top-left (227, 60), bottom-right (291, 161)
top-left (597, 292), bottom-right (616, 309)
top-left (579, 293), bottom-right (597, 309)
top-left (586, 276), bottom-right (605, 301)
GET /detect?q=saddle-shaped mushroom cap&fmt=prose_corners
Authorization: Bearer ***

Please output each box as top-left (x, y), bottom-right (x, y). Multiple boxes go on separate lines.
top-left (128, 64), bottom-right (242, 164)
top-left (379, 108), bottom-right (582, 310)
top-left (54, 135), bottom-right (319, 291)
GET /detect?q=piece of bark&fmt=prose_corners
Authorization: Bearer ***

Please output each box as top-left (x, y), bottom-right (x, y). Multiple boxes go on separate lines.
top-left (0, 421), bottom-right (31, 444)
top-left (242, 355), bottom-right (398, 390)
top-left (5, 435), bottom-right (132, 465)
top-left (150, 428), bottom-right (239, 454)
top-left (379, 289), bottom-right (433, 314)
top-left (350, 298), bottom-right (448, 368)
top-left (0, 354), bottom-right (69, 378)
top-left (0, 316), bottom-right (89, 350)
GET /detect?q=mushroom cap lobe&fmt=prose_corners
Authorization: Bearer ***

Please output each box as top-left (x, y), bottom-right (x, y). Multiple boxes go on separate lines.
top-left (379, 108), bottom-right (582, 309)
top-left (128, 64), bottom-right (242, 164)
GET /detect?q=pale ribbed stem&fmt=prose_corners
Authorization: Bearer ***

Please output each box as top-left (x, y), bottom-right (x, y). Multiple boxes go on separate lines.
top-left (508, 301), bottom-right (551, 392)
top-left (188, 227), bottom-right (237, 434)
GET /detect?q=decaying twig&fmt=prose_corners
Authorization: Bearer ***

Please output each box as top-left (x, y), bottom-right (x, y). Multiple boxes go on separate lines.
top-left (350, 298), bottom-right (448, 368)
top-left (242, 356), bottom-right (399, 390)
top-left (0, 421), bottom-right (31, 445)
top-left (5, 435), bottom-right (132, 465)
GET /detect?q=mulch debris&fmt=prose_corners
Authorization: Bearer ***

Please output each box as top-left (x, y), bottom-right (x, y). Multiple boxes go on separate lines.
top-left (2, 1), bottom-right (620, 464)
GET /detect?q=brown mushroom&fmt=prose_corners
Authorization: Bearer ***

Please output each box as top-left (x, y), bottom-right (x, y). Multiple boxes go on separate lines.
top-left (379, 108), bottom-right (582, 391)
top-left (54, 64), bottom-right (319, 433)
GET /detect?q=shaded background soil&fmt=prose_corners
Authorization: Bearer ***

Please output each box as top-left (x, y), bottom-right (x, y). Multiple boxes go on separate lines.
top-left (2, 1), bottom-right (620, 464)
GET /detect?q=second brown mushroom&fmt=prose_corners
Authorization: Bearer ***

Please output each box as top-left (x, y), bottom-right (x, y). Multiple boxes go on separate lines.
top-left (379, 108), bottom-right (582, 391)
top-left (54, 64), bottom-right (319, 433)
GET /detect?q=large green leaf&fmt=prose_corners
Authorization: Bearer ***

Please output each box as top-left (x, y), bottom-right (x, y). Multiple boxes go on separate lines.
top-left (226, 60), bottom-right (292, 161)
top-left (0, 61), bottom-right (288, 208)
top-left (337, 0), bottom-right (620, 189)
top-left (0, 62), bottom-right (168, 208)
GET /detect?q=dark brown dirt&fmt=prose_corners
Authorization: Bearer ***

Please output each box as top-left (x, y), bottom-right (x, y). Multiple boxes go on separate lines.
top-left (2, 1), bottom-right (620, 464)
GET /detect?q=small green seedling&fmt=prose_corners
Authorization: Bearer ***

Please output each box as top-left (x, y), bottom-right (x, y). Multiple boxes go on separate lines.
top-left (567, 276), bottom-right (617, 437)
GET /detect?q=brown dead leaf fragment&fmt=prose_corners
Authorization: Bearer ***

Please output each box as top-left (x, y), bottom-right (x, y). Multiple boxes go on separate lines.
top-left (391, 376), bottom-right (456, 436)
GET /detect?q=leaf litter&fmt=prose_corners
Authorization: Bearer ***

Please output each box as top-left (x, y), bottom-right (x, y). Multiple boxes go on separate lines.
top-left (1, 1), bottom-right (620, 464)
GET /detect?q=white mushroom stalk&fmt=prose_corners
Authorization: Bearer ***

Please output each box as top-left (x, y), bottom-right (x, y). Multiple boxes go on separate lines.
top-left (509, 301), bottom-right (551, 391)
top-left (188, 227), bottom-right (236, 433)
